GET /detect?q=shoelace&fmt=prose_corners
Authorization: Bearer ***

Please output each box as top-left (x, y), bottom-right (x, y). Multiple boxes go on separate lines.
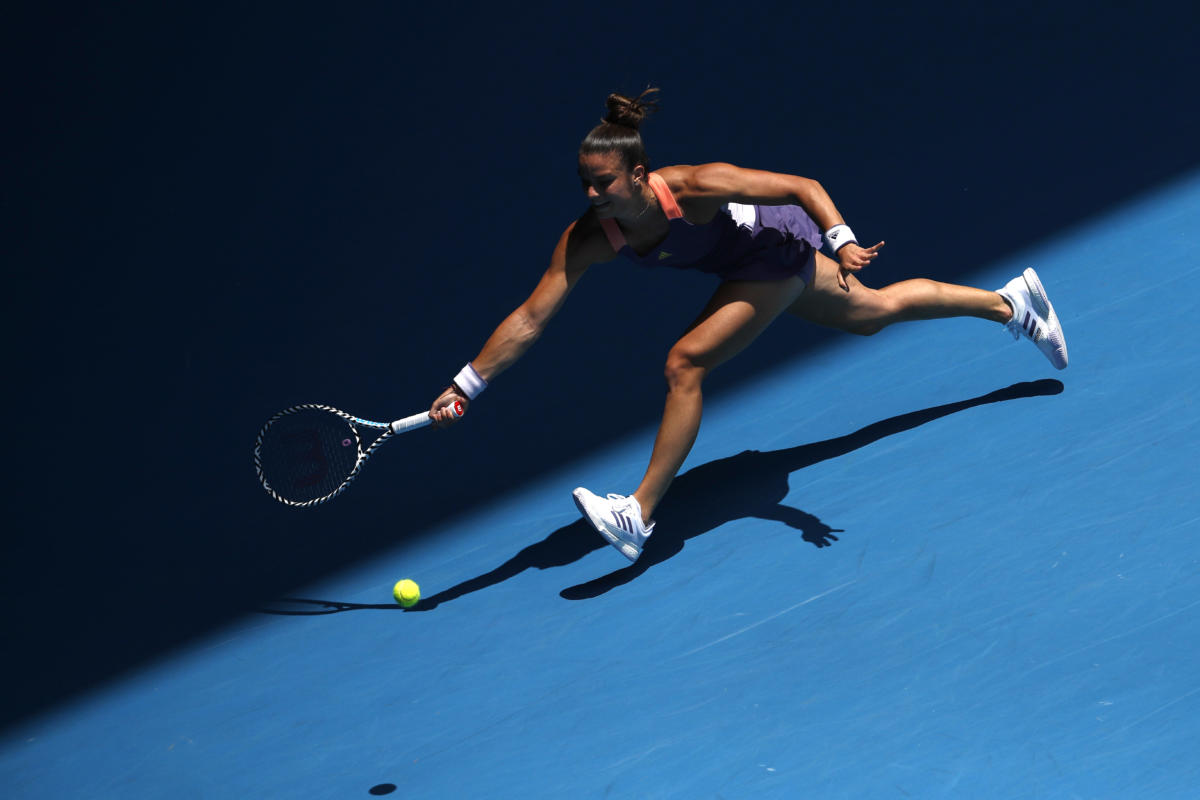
top-left (605, 493), bottom-right (635, 517)
top-left (605, 494), bottom-right (648, 535)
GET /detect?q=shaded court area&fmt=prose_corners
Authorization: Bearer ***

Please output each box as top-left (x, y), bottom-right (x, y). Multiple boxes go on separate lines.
top-left (3, 169), bottom-right (1197, 797)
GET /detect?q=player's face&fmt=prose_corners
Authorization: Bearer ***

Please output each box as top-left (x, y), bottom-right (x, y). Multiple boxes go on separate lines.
top-left (578, 151), bottom-right (644, 219)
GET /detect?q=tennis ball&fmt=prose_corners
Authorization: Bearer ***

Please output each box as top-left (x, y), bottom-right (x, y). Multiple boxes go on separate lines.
top-left (393, 579), bottom-right (420, 608)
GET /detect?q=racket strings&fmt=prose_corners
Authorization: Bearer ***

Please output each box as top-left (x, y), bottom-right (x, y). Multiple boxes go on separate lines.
top-left (255, 406), bottom-right (364, 505)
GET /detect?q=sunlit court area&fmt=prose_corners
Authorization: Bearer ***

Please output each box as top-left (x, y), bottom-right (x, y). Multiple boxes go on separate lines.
top-left (5, 3), bottom-right (1198, 798)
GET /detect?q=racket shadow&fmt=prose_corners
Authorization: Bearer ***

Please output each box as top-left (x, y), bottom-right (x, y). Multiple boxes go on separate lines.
top-left (268, 380), bottom-right (1063, 612)
top-left (256, 522), bottom-right (608, 615)
top-left (260, 599), bottom-right (402, 615)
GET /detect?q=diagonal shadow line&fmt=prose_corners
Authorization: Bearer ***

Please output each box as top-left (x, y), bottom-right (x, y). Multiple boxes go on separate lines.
top-left (263, 379), bottom-right (1062, 614)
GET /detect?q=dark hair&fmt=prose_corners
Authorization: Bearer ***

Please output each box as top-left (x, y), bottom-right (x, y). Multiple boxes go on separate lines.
top-left (579, 87), bottom-right (660, 171)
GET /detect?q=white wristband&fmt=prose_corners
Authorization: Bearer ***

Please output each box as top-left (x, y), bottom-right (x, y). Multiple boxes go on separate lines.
top-left (453, 363), bottom-right (487, 400)
top-left (824, 223), bottom-right (858, 253)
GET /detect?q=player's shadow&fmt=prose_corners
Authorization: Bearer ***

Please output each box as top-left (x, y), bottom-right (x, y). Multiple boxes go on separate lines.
top-left (260, 380), bottom-right (1062, 615)
top-left (399, 378), bottom-right (1063, 610)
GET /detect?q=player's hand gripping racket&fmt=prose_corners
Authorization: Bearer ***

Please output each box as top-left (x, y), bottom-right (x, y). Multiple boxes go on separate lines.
top-left (254, 401), bottom-right (463, 507)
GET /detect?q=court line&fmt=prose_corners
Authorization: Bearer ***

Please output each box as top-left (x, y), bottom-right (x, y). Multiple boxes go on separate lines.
top-left (1098, 685), bottom-right (1200, 742)
top-left (678, 579), bottom-right (858, 658)
top-left (1069, 263), bottom-right (1200, 321)
top-left (1015, 597), bottom-right (1200, 680)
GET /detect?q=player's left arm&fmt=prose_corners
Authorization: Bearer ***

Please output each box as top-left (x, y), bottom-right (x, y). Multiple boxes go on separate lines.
top-left (682, 162), bottom-right (884, 285)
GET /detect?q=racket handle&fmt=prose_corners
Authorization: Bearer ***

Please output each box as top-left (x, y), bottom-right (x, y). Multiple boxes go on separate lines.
top-left (391, 400), bottom-right (464, 434)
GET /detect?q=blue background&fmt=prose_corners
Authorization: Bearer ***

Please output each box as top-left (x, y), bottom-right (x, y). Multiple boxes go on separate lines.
top-left (3, 2), bottom-right (1199, 796)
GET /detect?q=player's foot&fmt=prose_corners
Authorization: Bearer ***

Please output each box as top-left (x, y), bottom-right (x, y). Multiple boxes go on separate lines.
top-left (997, 267), bottom-right (1068, 370)
top-left (572, 487), bottom-right (654, 562)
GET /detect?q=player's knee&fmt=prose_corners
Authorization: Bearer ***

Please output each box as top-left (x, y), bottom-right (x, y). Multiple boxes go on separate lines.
top-left (843, 293), bottom-right (896, 336)
top-left (664, 348), bottom-right (706, 391)
top-left (844, 318), bottom-right (885, 336)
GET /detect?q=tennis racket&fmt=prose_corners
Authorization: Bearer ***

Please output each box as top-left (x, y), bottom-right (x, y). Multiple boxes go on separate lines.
top-left (254, 401), bottom-right (463, 507)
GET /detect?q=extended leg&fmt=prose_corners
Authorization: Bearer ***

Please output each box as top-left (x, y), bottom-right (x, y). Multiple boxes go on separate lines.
top-left (630, 276), bottom-right (808, 520)
top-left (788, 251), bottom-right (1012, 335)
top-left (790, 252), bottom-right (1066, 367)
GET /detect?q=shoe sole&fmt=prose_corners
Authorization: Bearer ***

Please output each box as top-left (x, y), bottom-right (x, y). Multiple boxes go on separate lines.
top-left (572, 489), bottom-right (641, 562)
top-left (1022, 268), bottom-right (1052, 318)
top-left (1022, 268), bottom-right (1069, 370)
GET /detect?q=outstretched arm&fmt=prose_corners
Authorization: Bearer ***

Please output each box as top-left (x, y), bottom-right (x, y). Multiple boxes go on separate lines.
top-left (430, 217), bottom-right (610, 424)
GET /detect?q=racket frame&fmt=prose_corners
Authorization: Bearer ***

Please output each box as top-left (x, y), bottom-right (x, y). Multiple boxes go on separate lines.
top-left (253, 404), bottom-right (443, 508)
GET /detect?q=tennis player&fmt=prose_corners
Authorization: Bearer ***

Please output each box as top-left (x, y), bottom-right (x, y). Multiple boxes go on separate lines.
top-left (430, 88), bottom-right (1067, 563)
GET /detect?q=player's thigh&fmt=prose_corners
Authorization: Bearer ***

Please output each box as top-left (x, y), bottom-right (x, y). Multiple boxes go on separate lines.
top-left (786, 251), bottom-right (890, 332)
top-left (672, 276), bottom-right (807, 371)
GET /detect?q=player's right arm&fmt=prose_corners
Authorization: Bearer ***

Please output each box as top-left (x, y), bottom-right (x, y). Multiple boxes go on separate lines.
top-left (430, 213), bottom-right (614, 424)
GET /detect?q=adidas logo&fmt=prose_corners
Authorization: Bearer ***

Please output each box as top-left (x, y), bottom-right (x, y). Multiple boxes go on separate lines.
top-left (1022, 311), bottom-right (1042, 341)
top-left (612, 510), bottom-right (638, 534)
top-left (658, 251), bottom-right (672, 260)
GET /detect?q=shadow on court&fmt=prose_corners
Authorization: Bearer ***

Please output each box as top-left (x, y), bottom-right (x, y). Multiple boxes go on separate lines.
top-left (260, 598), bottom-right (401, 615)
top-left (562, 378), bottom-right (1063, 599)
top-left (9, 0), bottom-right (1198, 729)
top-left (263, 379), bottom-right (1062, 615)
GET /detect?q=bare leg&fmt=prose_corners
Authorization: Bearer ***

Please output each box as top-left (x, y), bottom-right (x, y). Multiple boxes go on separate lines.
top-left (630, 276), bottom-right (808, 522)
top-left (630, 254), bottom-right (1010, 521)
top-left (789, 251), bottom-right (1012, 334)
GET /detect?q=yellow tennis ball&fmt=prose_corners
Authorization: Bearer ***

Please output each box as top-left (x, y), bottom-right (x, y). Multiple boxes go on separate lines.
top-left (393, 579), bottom-right (420, 608)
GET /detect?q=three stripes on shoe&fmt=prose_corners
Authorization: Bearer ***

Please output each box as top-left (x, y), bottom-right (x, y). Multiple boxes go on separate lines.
top-left (611, 508), bottom-right (640, 535)
top-left (1020, 310), bottom-right (1041, 340)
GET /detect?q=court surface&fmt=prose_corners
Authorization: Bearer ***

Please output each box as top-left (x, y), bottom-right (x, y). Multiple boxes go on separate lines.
top-left (3, 173), bottom-right (1198, 798)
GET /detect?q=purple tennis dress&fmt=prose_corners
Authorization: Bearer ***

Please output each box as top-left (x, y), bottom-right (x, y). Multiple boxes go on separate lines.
top-left (598, 173), bottom-right (822, 284)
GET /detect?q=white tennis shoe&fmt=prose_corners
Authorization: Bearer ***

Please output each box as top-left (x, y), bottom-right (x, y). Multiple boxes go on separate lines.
top-left (572, 487), bottom-right (654, 562)
top-left (997, 267), bottom-right (1068, 370)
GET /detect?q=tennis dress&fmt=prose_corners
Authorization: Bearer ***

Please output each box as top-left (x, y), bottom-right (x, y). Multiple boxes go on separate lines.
top-left (597, 172), bottom-right (821, 284)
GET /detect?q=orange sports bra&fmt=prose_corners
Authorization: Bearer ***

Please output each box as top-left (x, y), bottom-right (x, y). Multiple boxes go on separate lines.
top-left (597, 173), bottom-right (683, 252)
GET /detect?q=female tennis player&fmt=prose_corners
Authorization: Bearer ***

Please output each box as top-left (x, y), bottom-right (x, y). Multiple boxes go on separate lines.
top-left (430, 88), bottom-right (1067, 563)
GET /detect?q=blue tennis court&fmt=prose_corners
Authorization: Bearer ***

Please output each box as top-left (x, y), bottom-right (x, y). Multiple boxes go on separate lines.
top-left (6, 2), bottom-right (1200, 797)
top-left (4, 166), bottom-right (1198, 797)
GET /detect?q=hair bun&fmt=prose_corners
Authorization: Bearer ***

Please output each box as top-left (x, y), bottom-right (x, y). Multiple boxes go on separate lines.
top-left (603, 87), bottom-right (660, 130)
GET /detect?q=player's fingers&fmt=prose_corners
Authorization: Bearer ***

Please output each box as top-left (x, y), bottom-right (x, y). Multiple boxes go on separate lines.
top-left (436, 397), bottom-right (469, 428)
